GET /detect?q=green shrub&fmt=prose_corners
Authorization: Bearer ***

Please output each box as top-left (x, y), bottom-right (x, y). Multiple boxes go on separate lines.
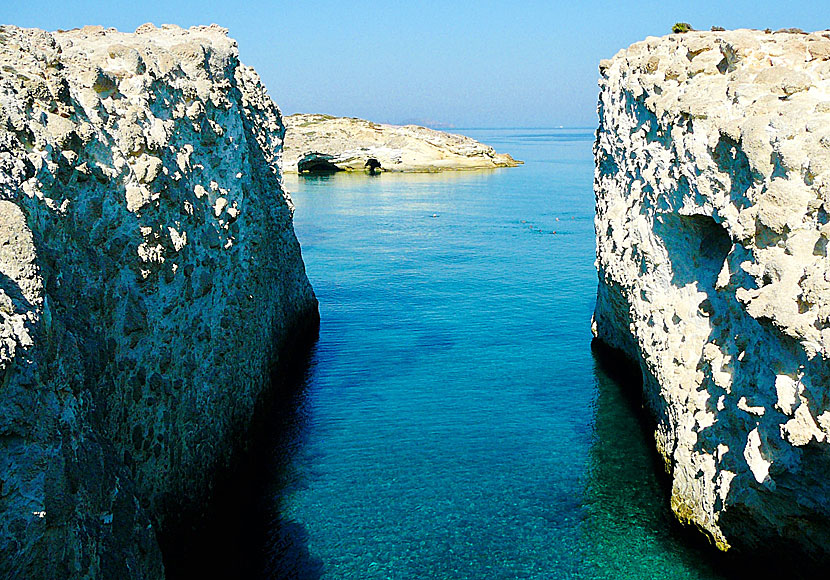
top-left (672, 22), bottom-right (693, 33)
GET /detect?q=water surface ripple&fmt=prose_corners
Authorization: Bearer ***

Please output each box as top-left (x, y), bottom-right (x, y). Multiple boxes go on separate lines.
top-left (264, 129), bottom-right (729, 579)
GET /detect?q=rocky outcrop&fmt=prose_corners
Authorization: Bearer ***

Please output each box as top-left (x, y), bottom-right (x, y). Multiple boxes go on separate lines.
top-left (0, 24), bottom-right (316, 578)
top-left (281, 113), bottom-right (520, 173)
top-left (594, 29), bottom-right (830, 562)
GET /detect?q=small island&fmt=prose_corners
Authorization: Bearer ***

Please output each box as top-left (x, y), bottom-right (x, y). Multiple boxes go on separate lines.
top-left (281, 113), bottom-right (521, 174)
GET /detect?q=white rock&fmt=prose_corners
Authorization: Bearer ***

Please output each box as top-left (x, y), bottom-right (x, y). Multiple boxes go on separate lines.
top-left (0, 23), bottom-right (317, 578)
top-left (281, 113), bottom-right (521, 173)
top-left (594, 28), bottom-right (830, 559)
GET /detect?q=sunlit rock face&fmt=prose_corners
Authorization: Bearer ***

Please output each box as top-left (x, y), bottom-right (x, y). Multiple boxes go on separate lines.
top-left (281, 113), bottom-right (521, 173)
top-left (0, 24), bottom-right (316, 578)
top-left (593, 29), bottom-right (830, 560)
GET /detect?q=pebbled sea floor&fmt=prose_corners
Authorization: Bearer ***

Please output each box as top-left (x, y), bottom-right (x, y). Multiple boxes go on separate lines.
top-left (207, 129), bottom-right (736, 579)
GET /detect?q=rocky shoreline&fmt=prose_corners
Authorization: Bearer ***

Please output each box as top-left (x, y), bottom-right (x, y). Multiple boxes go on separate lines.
top-left (281, 113), bottom-right (521, 173)
top-left (594, 28), bottom-right (830, 563)
top-left (0, 24), bottom-right (317, 578)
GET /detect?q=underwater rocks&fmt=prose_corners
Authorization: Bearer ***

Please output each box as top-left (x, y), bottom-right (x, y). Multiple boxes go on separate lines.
top-left (0, 23), bottom-right (316, 578)
top-left (281, 113), bottom-right (521, 173)
top-left (594, 28), bottom-right (830, 563)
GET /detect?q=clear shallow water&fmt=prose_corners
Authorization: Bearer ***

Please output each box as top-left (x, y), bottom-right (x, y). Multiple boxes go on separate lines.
top-left (262, 129), bottom-right (730, 579)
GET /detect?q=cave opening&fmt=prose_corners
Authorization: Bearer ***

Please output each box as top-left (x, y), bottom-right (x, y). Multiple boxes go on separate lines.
top-left (653, 213), bottom-right (732, 289)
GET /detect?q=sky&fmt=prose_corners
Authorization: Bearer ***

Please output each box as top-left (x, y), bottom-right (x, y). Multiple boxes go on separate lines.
top-left (4, 1), bottom-right (828, 127)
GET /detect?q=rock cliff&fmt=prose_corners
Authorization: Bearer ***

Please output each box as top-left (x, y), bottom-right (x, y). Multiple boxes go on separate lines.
top-left (281, 113), bottom-right (520, 173)
top-left (594, 29), bottom-right (830, 562)
top-left (0, 24), bottom-right (316, 578)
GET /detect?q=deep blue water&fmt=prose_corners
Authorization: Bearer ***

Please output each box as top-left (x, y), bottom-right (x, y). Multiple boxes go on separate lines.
top-left (261, 129), bottom-right (729, 579)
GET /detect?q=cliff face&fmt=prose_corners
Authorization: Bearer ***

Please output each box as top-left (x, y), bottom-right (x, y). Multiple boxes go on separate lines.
top-left (281, 113), bottom-right (520, 173)
top-left (0, 24), bottom-right (316, 578)
top-left (594, 29), bottom-right (830, 559)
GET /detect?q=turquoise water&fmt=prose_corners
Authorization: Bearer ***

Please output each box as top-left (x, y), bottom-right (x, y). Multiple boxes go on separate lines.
top-left (260, 129), bottom-right (730, 579)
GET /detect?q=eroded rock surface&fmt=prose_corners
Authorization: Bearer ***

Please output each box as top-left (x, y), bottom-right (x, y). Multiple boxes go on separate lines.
top-left (281, 113), bottom-right (520, 173)
top-left (0, 23), bottom-right (316, 578)
top-left (594, 29), bottom-right (830, 561)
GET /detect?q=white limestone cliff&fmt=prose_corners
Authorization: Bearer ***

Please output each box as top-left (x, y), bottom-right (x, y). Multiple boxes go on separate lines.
top-left (0, 24), bottom-right (316, 578)
top-left (594, 28), bottom-right (830, 562)
top-left (281, 113), bottom-right (520, 173)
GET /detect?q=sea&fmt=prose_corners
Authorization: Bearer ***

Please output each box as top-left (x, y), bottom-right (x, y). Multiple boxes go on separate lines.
top-left (168, 129), bottom-right (736, 579)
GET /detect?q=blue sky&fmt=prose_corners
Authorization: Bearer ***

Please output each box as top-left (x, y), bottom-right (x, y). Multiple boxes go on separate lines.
top-left (4, 1), bottom-right (827, 127)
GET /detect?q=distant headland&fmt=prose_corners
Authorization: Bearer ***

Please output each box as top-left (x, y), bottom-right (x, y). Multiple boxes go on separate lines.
top-left (281, 113), bottom-right (521, 174)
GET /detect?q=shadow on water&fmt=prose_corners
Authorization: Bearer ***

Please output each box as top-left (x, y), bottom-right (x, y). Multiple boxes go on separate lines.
top-left (585, 340), bottom-right (810, 579)
top-left (583, 339), bottom-right (730, 579)
top-left (162, 314), bottom-right (323, 579)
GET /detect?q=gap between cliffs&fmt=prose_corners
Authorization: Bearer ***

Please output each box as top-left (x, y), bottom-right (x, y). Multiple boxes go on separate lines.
top-left (159, 309), bottom-right (322, 579)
